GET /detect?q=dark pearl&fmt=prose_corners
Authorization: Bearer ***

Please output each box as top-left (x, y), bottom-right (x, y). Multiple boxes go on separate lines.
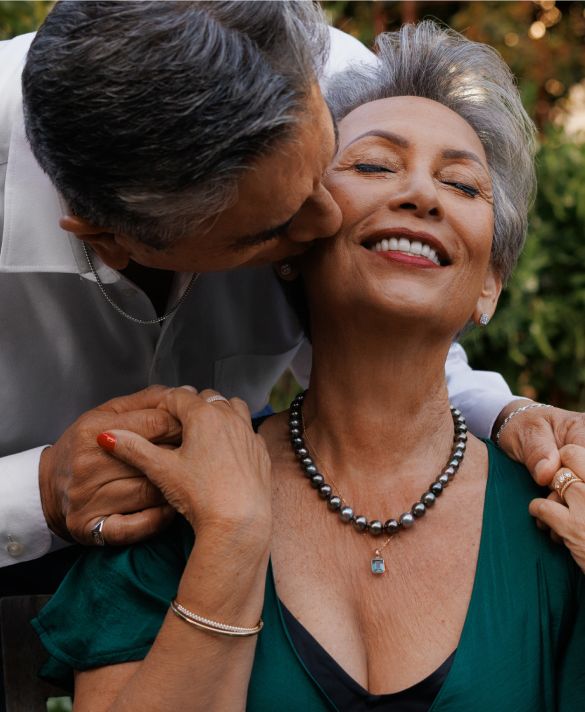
top-left (438, 473), bottom-right (449, 486)
top-left (353, 515), bottom-right (368, 532)
top-left (292, 437), bottom-right (303, 447)
top-left (422, 491), bottom-right (436, 507)
top-left (457, 423), bottom-right (468, 433)
top-left (339, 506), bottom-right (354, 522)
top-left (384, 519), bottom-right (400, 535)
top-left (289, 419), bottom-right (300, 428)
top-left (295, 448), bottom-right (308, 459)
top-left (412, 502), bottom-right (426, 518)
top-left (368, 520), bottom-right (383, 535)
top-left (457, 432), bottom-right (468, 442)
top-left (448, 459), bottom-right (460, 470)
top-left (301, 457), bottom-right (313, 467)
top-left (289, 428), bottom-right (301, 438)
top-left (451, 408), bottom-right (462, 418)
top-left (318, 484), bottom-right (332, 499)
top-left (444, 466), bottom-right (456, 479)
top-left (452, 449), bottom-right (464, 461)
top-left (400, 512), bottom-right (415, 528)
top-left (304, 465), bottom-right (317, 476)
top-left (328, 495), bottom-right (342, 511)
top-left (454, 440), bottom-right (467, 452)
top-left (310, 474), bottom-right (325, 488)
top-left (431, 481), bottom-right (443, 496)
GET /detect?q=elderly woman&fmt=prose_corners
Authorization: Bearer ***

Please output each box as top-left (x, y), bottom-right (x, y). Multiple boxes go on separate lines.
top-left (34, 22), bottom-right (584, 711)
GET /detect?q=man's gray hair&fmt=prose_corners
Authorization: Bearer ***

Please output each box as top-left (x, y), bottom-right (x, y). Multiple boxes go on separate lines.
top-left (326, 21), bottom-right (537, 283)
top-left (22, 0), bottom-right (328, 247)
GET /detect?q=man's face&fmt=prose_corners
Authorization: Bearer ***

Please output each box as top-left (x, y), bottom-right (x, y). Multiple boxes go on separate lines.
top-left (117, 85), bottom-right (341, 272)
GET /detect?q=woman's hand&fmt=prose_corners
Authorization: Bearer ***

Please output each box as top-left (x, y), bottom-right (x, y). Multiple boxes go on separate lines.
top-left (529, 444), bottom-right (585, 574)
top-left (96, 387), bottom-right (272, 541)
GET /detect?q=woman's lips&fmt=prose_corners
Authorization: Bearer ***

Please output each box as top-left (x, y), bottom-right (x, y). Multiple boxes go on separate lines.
top-left (371, 250), bottom-right (441, 269)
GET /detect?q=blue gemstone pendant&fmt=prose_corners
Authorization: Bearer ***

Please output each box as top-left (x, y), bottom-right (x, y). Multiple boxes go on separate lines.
top-left (371, 551), bottom-right (386, 575)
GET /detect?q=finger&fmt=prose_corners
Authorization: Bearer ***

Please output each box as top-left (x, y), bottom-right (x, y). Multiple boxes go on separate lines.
top-left (94, 476), bottom-right (168, 510)
top-left (91, 505), bottom-right (176, 546)
top-left (229, 396), bottom-right (252, 422)
top-left (558, 444), bottom-right (585, 480)
top-left (528, 497), bottom-right (571, 540)
top-left (97, 429), bottom-right (174, 486)
top-left (96, 385), bottom-right (172, 414)
top-left (106, 408), bottom-right (182, 444)
top-left (507, 419), bottom-right (561, 486)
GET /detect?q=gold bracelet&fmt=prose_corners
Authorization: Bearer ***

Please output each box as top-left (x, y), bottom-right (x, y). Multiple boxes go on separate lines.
top-left (170, 599), bottom-right (263, 637)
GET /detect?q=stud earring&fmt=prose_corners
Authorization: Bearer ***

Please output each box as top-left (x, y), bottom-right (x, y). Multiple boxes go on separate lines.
top-left (479, 313), bottom-right (490, 327)
top-left (279, 263), bottom-right (293, 278)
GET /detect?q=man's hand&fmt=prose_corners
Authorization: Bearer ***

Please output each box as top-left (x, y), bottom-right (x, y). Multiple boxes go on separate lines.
top-left (495, 399), bottom-right (585, 485)
top-left (39, 385), bottom-right (181, 546)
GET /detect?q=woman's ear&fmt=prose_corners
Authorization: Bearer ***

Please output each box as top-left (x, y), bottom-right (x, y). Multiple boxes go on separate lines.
top-left (60, 215), bottom-right (131, 270)
top-left (473, 266), bottom-right (502, 327)
top-left (273, 259), bottom-right (301, 281)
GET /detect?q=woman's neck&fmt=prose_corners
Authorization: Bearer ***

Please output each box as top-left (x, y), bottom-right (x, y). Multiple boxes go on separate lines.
top-left (301, 321), bottom-right (457, 494)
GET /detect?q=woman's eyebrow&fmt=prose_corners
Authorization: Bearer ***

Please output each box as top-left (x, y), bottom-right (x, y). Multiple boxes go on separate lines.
top-left (345, 130), bottom-right (410, 150)
top-left (442, 147), bottom-right (487, 170)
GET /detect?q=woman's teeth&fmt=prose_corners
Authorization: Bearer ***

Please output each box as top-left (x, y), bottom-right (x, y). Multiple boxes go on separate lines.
top-left (369, 237), bottom-right (441, 266)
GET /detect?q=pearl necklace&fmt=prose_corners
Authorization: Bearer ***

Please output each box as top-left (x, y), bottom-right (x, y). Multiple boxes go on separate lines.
top-left (288, 391), bottom-right (468, 575)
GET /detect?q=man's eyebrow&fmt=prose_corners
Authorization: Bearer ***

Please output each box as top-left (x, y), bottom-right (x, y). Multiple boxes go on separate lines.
top-left (345, 130), bottom-right (410, 150)
top-left (442, 148), bottom-right (487, 169)
top-left (230, 214), bottom-right (297, 251)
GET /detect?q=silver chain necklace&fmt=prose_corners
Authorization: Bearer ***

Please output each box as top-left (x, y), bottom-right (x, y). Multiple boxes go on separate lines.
top-left (82, 242), bottom-right (199, 325)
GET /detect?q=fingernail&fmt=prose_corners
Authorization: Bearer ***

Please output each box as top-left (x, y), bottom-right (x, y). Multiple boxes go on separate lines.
top-left (97, 432), bottom-right (116, 451)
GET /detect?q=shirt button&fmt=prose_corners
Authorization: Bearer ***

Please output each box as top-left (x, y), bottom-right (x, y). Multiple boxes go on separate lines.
top-left (6, 536), bottom-right (23, 557)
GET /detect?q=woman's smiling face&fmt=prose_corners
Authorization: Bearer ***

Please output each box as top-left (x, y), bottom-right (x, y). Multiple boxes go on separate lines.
top-left (302, 95), bottom-right (501, 338)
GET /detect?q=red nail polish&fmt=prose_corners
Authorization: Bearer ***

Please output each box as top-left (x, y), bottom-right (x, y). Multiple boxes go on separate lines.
top-left (97, 432), bottom-right (116, 451)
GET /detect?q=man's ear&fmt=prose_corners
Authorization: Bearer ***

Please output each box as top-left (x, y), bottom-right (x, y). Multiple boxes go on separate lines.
top-left (60, 215), bottom-right (131, 270)
top-left (473, 266), bottom-right (502, 326)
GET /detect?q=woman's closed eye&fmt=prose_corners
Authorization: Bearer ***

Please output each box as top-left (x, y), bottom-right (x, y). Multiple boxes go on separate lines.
top-left (442, 181), bottom-right (480, 198)
top-left (354, 162), bottom-right (396, 174)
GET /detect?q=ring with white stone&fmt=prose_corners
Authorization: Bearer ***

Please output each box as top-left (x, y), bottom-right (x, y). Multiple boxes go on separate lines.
top-left (205, 395), bottom-right (231, 407)
top-left (552, 469), bottom-right (584, 504)
top-left (90, 516), bottom-right (109, 546)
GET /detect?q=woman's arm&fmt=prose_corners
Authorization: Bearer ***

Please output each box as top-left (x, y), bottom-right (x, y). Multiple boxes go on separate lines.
top-left (74, 387), bottom-right (272, 712)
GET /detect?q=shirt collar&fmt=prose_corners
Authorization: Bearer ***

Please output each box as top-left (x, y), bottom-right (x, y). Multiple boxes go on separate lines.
top-left (0, 99), bottom-right (120, 284)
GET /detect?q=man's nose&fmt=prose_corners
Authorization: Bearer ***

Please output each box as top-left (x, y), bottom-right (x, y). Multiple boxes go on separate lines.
top-left (289, 183), bottom-right (342, 244)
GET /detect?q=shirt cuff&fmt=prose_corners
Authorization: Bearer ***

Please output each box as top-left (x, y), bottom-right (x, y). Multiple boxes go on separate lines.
top-left (0, 446), bottom-right (54, 567)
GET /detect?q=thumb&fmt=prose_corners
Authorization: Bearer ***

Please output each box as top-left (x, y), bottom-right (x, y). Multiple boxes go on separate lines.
top-left (503, 421), bottom-right (561, 486)
top-left (97, 429), bottom-right (172, 487)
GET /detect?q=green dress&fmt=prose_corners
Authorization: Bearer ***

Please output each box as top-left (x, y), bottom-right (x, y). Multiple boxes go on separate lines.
top-left (33, 441), bottom-right (585, 710)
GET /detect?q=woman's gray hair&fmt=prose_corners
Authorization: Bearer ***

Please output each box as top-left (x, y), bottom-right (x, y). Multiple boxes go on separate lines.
top-left (23, 1), bottom-right (328, 247)
top-left (326, 21), bottom-right (537, 283)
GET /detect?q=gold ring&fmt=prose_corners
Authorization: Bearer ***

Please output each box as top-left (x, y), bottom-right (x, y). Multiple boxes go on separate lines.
top-left (551, 469), bottom-right (583, 504)
top-left (205, 395), bottom-right (231, 407)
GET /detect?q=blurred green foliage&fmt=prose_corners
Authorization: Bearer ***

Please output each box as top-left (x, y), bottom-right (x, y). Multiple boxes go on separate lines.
top-left (461, 130), bottom-right (585, 410)
top-left (0, 1), bottom-right (52, 40)
top-left (46, 697), bottom-right (72, 712)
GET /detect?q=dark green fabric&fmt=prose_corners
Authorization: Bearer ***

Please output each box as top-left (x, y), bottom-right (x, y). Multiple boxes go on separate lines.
top-left (33, 442), bottom-right (585, 710)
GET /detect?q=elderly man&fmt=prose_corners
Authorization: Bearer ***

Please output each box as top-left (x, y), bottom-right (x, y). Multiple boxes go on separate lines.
top-left (0, 1), bottom-right (582, 588)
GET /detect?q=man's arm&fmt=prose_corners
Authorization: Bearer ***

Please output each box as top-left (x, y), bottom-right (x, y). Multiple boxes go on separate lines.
top-left (445, 342), bottom-right (516, 439)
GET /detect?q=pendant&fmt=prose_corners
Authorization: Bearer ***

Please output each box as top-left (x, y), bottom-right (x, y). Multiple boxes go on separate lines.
top-left (371, 550), bottom-right (386, 575)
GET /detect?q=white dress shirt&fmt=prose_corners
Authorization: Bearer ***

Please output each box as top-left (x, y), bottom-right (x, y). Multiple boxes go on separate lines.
top-left (0, 30), bottom-right (513, 568)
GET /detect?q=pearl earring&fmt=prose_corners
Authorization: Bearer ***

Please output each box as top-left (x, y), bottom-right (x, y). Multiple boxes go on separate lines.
top-left (279, 263), bottom-right (293, 277)
top-left (479, 313), bottom-right (490, 326)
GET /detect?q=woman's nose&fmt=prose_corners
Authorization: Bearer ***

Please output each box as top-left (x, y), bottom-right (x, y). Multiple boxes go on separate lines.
top-left (389, 173), bottom-right (442, 219)
top-left (288, 183), bottom-right (343, 244)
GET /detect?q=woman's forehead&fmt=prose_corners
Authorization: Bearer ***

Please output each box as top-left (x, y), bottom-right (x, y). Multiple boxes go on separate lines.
top-left (337, 96), bottom-right (487, 161)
